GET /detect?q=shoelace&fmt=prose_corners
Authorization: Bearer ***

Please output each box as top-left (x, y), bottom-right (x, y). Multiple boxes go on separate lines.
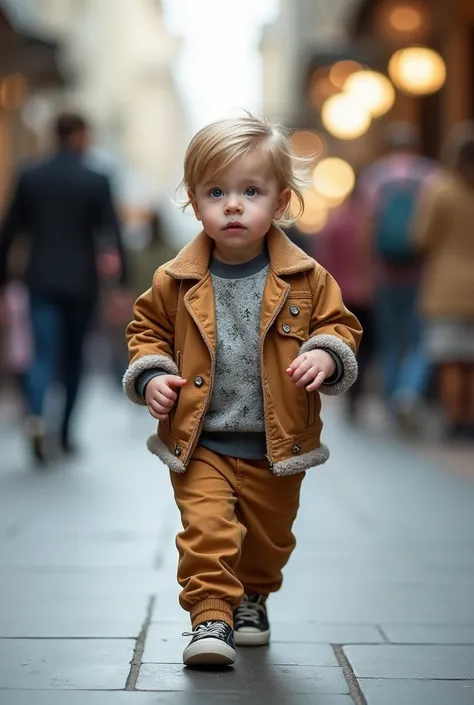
top-left (182, 621), bottom-right (229, 641)
top-left (234, 597), bottom-right (266, 627)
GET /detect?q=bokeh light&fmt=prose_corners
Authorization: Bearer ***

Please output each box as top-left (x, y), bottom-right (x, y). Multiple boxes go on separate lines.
top-left (321, 93), bottom-right (371, 140)
top-left (389, 6), bottom-right (422, 32)
top-left (344, 70), bottom-right (395, 118)
top-left (388, 46), bottom-right (446, 95)
top-left (297, 189), bottom-right (329, 234)
top-left (312, 158), bottom-right (355, 206)
top-left (329, 60), bottom-right (362, 89)
top-left (291, 130), bottom-right (326, 162)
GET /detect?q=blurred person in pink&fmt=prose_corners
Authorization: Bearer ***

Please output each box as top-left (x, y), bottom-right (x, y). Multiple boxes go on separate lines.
top-left (317, 183), bottom-right (374, 420)
top-left (415, 123), bottom-right (474, 440)
top-left (359, 123), bottom-right (438, 430)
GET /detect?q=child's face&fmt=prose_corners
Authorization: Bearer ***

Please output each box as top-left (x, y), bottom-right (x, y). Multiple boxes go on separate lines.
top-left (190, 151), bottom-right (290, 262)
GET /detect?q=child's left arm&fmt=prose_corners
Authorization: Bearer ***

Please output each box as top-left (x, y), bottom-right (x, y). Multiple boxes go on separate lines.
top-left (286, 267), bottom-right (362, 395)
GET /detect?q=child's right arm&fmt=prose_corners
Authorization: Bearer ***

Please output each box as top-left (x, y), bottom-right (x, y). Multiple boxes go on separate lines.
top-left (123, 268), bottom-right (185, 410)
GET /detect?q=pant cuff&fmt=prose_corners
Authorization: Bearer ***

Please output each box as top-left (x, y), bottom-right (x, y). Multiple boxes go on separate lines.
top-left (190, 598), bottom-right (234, 629)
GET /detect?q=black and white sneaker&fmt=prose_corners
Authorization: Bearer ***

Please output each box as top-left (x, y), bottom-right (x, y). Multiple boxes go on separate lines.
top-left (182, 620), bottom-right (235, 666)
top-left (233, 594), bottom-right (270, 646)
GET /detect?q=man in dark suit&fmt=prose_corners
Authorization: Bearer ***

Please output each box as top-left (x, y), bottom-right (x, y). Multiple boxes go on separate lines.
top-left (0, 112), bottom-right (128, 462)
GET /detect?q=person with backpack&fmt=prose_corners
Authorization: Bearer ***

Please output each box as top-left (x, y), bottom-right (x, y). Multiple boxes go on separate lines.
top-left (359, 123), bottom-right (438, 430)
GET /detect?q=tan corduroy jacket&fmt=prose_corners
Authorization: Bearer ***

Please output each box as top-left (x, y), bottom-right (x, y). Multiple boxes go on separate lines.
top-left (123, 226), bottom-right (362, 476)
top-left (416, 171), bottom-right (474, 318)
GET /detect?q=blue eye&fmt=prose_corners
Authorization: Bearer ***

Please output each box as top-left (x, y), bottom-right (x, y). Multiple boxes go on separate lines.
top-left (210, 188), bottom-right (224, 198)
top-left (245, 187), bottom-right (259, 197)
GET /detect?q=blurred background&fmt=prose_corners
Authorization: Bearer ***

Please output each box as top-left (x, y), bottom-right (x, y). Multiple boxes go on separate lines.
top-left (0, 0), bottom-right (473, 460)
top-left (0, 3), bottom-right (474, 699)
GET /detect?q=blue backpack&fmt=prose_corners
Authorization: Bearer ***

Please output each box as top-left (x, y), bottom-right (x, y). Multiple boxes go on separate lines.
top-left (374, 178), bottom-right (420, 265)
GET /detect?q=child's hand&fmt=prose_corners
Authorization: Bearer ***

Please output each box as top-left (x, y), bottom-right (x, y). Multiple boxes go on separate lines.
top-left (145, 375), bottom-right (187, 421)
top-left (286, 350), bottom-right (336, 392)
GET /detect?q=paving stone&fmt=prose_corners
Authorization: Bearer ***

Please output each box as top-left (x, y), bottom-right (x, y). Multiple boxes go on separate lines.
top-left (344, 644), bottom-right (474, 679)
top-left (381, 624), bottom-right (474, 644)
top-left (137, 663), bottom-right (349, 694)
top-left (0, 596), bottom-right (149, 638)
top-left (0, 639), bottom-right (134, 689)
top-left (143, 627), bottom-right (337, 666)
top-left (147, 621), bottom-right (382, 645)
top-left (0, 538), bottom-right (157, 568)
top-left (0, 692), bottom-right (354, 705)
top-left (360, 679), bottom-right (474, 705)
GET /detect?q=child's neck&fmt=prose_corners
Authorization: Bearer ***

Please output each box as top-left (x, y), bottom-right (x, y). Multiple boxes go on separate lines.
top-left (213, 240), bottom-right (265, 265)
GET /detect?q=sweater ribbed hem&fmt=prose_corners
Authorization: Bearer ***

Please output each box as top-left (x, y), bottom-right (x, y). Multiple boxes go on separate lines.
top-left (190, 598), bottom-right (234, 629)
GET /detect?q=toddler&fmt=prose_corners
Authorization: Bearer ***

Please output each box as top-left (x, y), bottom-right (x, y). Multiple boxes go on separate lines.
top-left (124, 115), bottom-right (362, 666)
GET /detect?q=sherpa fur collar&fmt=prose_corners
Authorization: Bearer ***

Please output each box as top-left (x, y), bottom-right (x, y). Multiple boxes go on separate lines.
top-left (165, 225), bottom-right (315, 281)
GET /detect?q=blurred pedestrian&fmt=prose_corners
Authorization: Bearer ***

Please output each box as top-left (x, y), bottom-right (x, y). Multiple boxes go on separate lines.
top-left (0, 112), bottom-right (128, 463)
top-left (359, 123), bottom-right (438, 431)
top-left (123, 114), bottom-right (362, 666)
top-left (415, 123), bottom-right (474, 440)
top-left (318, 182), bottom-right (374, 420)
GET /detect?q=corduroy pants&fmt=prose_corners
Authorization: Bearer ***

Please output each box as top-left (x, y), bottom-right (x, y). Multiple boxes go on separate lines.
top-left (170, 446), bottom-right (305, 628)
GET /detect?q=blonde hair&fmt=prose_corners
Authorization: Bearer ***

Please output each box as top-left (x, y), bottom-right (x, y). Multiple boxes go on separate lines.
top-left (180, 114), bottom-right (309, 226)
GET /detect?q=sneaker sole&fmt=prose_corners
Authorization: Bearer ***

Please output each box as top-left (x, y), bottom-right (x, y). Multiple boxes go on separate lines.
top-left (234, 629), bottom-right (270, 647)
top-left (183, 638), bottom-right (235, 666)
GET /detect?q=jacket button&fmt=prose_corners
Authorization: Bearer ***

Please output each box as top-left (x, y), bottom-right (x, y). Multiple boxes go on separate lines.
top-left (194, 376), bottom-right (204, 387)
top-left (282, 323), bottom-right (291, 334)
top-left (290, 305), bottom-right (300, 316)
top-left (292, 443), bottom-right (301, 454)
top-left (173, 444), bottom-right (182, 457)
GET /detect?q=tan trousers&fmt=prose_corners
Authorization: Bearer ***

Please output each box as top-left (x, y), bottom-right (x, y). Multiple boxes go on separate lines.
top-left (170, 446), bottom-right (305, 628)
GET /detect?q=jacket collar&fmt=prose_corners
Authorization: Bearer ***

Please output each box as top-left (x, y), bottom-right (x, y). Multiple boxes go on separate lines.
top-left (165, 224), bottom-right (314, 280)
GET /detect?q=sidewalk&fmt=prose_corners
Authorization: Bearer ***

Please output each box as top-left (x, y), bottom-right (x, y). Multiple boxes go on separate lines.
top-left (0, 378), bottom-right (473, 705)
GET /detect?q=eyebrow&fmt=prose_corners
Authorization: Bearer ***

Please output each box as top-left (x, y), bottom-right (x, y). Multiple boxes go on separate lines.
top-left (201, 174), bottom-right (267, 188)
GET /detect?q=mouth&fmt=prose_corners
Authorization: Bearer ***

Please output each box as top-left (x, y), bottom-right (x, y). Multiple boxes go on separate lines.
top-left (223, 222), bottom-right (246, 231)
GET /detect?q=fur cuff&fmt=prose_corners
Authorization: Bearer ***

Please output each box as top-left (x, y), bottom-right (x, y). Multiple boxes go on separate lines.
top-left (123, 354), bottom-right (179, 405)
top-left (147, 434), bottom-right (186, 473)
top-left (299, 334), bottom-right (358, 396)
top-left (273, 444), bottom-right (329, 476)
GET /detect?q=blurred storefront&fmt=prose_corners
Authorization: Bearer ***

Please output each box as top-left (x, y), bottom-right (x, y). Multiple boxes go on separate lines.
top-left (0, 0), bottom-right (64, 211)
top-left (348, 0), bottom-right (474, 158)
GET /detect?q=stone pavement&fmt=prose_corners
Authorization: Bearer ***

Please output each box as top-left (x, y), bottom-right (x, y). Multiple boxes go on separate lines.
top-left (0, 378), bottom-right (473, 705)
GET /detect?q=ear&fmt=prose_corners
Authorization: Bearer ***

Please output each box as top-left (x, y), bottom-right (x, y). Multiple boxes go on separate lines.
top-left (274, 188), bottom-right (291, 220)
top-left (188, 190), bottom-right (202, 221)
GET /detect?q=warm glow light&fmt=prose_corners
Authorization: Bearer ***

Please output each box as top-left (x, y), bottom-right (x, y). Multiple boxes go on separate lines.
top-left (297, 189), bottom-right (328, 234)
top-left (321, 94), bottom-right (371, 140)
top-left (329, 61), bottom-right (362, 89)
top-left (313, 158), bottom-right (355, 206)
top-left (0, 74), bottom-right (28, 110)
top-left (344, 70), bottom-right (395, 118)
top-left (309, 69), bottom-right (339, 108)
top-left (388, 46), bottom-right (446, 95)
top-left (390, 6), bottom-right (422, 32)
top-left (291, 130), bottom-right (326, 161)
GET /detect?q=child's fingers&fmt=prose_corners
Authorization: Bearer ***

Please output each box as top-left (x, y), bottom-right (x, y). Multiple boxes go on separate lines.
top-left (167, 375), bottom-right (187, 388)
top-left (154, 391), bottom-right (176, 407)
top-left (291, 359), bottom-right (313, 383)
top-left (305, 371), bottom-right (326, 391)
top-left (295, 366), bottom-right (319, 387)
top-left (148, 405), bottom-right (166, 421)
top-left (149, 399), bottom-right (171, 416)
top-left (286, 355), bottom-right (306, 375)
top-left (157, 386), bottom-right (177, 402)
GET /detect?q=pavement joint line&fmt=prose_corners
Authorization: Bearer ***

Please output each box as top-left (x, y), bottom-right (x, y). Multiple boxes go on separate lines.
top-left (376, 625), bottom-right (390, 643)
top-left (125, 595), bottom-right (155, 691)
top-left (333, 645), bottom-right (367, 705)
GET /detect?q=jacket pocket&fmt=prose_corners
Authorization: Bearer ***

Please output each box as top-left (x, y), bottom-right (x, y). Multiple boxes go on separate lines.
top-left (306, 391), bottom-right (315, 427)
top-left (175, 351), bottom-right (182, 375)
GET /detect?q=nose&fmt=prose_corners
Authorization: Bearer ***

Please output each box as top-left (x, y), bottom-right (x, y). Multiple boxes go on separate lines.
top-left (224, 196), bottom-right (243, 214)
